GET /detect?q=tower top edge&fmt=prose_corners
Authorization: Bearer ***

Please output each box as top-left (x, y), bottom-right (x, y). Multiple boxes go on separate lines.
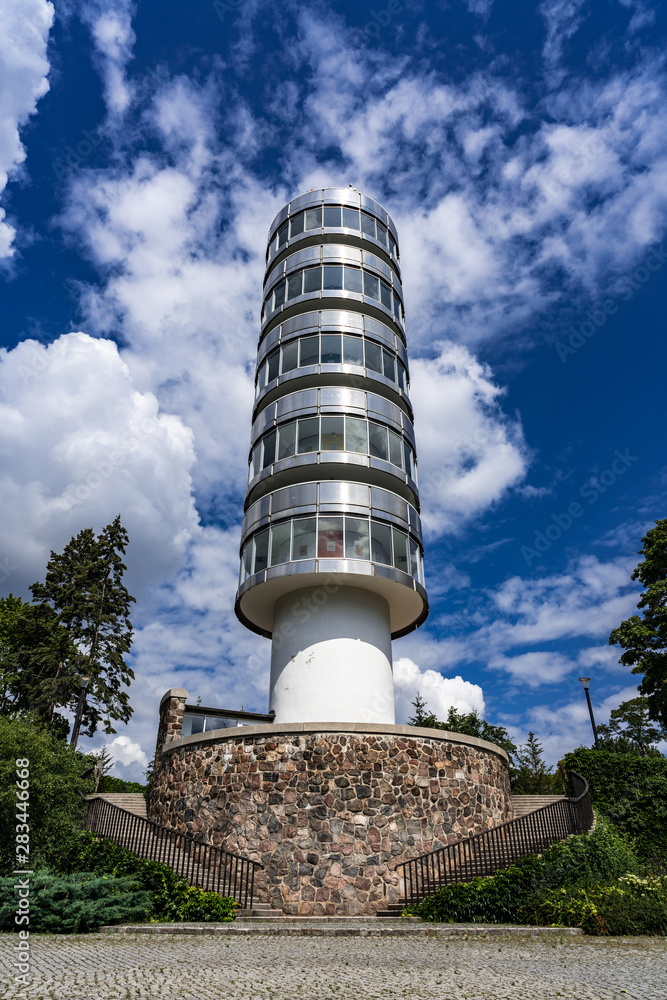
top-left (268, 188), bottom-right (398, 243)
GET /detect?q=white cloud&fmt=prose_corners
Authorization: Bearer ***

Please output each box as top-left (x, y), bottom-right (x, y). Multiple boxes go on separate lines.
top-left (393, 656), bottom-right (485, 725)
top-left (411, 342), bottom-right (529, 536)
top-left (489, 651), bottom-right (575, 687)
top-left (103, 734), bottom-right (147, 768)
top-left (79, 0), bottom-right (137, 116)
top-left (466, 0), bottom-right (493, 14)
top-left (0, 332), bottom-right (199, 598)
top-left (0, 0), bottom-right (54, 257)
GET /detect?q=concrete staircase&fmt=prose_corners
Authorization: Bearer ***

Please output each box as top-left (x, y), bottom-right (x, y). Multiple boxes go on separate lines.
top-left (511, 795), bottom-right (566, 818)
top-left (93, 793), bottom-right (148, 818)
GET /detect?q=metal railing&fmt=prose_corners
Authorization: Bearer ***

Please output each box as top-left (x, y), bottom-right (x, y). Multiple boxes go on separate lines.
top-left (83, 796), bottom-right (260, 909)
top-left (397, 771), bottom-right (594, 906)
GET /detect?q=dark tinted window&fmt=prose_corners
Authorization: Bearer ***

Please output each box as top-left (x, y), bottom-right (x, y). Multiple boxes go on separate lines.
top-left (343, 207), bottom-right (360, 229)
top-left (303, 266), bottom-right (322, 293)
top-left (344, 267), bottom-right (363, 293)
top-left (361, 213), bottom-right (376, 238)
top-left (305, 207), bottom-right (322, 230)
top-left (323, 265), bottom-right (343, 289)
top-left (290, 212), bottom-right (304, 237)
top-left (364, 273), bottom-right (380, 300)
top-left (299, 335), bottom-right (319, 366)
top-left (323, 205), bottom-right (341, 227)
top-left (321, 334), bottom-right (341, 364)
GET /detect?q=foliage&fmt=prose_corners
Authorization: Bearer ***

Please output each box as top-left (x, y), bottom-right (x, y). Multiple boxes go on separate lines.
top-left (0, 595), bottom-right (77, 737)
top-left (0, 716), bottom-right (90, 876)
top-left (527, 876), bottom-right (667, 936)
top-left (405, 820), bottom-right (646, 934)
top-left (28, 515), bottom-right (136, 738)
top-left (54, 830), bottom-right (236, 923)
top-left (511, 731), bottom-right (564, 794)
top-left (609, 519), bottom-right (667, 728)
top-left (597, 696), bottom-right (666, 755)
top-left (96, 774), bottom-right (148, 794)
top-left (409, 695), bottom-right (518, 766)
top-left (563, 747), bottom-right (667, 865)
top-left (0, 871), bottom-right (153, 934)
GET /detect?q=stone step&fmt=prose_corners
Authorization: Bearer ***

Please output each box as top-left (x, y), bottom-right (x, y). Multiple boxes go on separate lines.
top-left (90, 793), bottom-right (148, 818)
top-left (511, 795), bottom-right (566, 817)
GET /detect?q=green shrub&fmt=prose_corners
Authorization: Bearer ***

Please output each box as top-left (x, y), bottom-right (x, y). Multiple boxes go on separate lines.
top-left (407, 820), bottom-right (641, 931)
top-left (96, 775), bottom-right (147, 794)
top-left (563, 748), bottom-right (667, 865)
top-left (528, 876), bottom-right (667, 936)
top-left (53, 830), bottom-right (236, 923)
top-left (0, 871), bottom-right (153, 933)
top-left (0, 716), bottom-right (90, 875)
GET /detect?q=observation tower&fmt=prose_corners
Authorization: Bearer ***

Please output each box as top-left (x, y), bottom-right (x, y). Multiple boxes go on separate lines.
top-left (235, 187), bottom-right (429, 724)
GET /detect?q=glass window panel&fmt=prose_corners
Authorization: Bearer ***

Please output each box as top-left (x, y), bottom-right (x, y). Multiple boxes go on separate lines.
top-left (323, 265), bottom-right (343, 290)
top-left (343, 266), bottom-right (363, 293)
top-left (185, 714), bottom-right (205, 736)
top-left (293, 517), bottom-right (316, 560)
top-left (345, 517), bottom-right (370, 559)
top-left (290, 211), bottom-right (304, 237)
top-left (368, 422), bottom-right (388, 460)
top-left (409, 538), bottom-right (420, 580)
top-left (267, 349), bottom-right (280, 383)
top-left (382, 348), bottom-right (396, 382)
top-left (303, 266), bottom-right (322, 293)
top-left (345, 416), bottom-right (368, 454)
top-left (277, 222), bottom-right (288, 247)
top-left (376, 223), bottom-right (388, 247)
top-left (371, 521), bottom-right (392, 565)
top-left (364, 272), bottom-right (380, 300)
top-left (257, 361), bottom-right (267, 389)
top-left (321, 416), bottom-right (344, 451)
top-left (393, 291), bottom-right (402, 321)
top-left (286, 271), bottom-right (303, 300)
top-left (299, 335), bottom-right (319, 367)
top-left (253, 528), bottom-right (269, 574)
top-left (404, 441), bottom-right (413, 479)
top-left (361, 212), bottom-right (376, 238)
top-left (262, 429), bottom-right (276, 469)
top-left (305, 207), bottom-right (322, 230)
top-left (321, 334), bottom-right (341, 364)
top-left (252, 444), bottom-right (261, 478)
top-left (388, 429), bottom-right (403, 469)
top-left (389, 234), bottom-right (397, 258)
top-left (392, 528), bottom-right (409, 573)
top-left (380, 280), bottom-right (392, 310)
top-left (277, 421), bottom-right (296, 461)
top-left (297, 417), bottom-right (319, 453)
top-left (343, 334), bottom-right (364, 365)
top-left (365, 341), bottom-right (383, 374)
top-left (323, 205), bottom-right (341, 227)
top-left (243, 541), bottom-right (253, 580)
top-left (342, 207), bottom-right (360, 230)
top-left (318, 516), bottom-right (344, 558)
top-left (270, 521), bottom-right (292, 566)
top-left (281, 340), bottom-right (298, 374)
top-left (398, 361), bottom-right (407, 392)
top-left (273, 281), bottom-right (286, 309)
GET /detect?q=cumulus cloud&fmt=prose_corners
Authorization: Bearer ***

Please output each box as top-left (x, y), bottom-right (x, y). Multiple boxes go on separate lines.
top-left (0, 0), bottom-right (53, 257)
top-left (393, 656), bottom-right (485, 724)
top-left (78, 0), bottom-right (137, 116)
top-left (0, 332), bottom-right (199, 598)
top-left (411, 342), bottom-right (528, 536)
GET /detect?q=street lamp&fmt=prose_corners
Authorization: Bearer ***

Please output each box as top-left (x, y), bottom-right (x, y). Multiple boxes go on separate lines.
top-left (69, 677), bottom-right (91, 750)
top-left (579, 677), bottom-right (600, 750)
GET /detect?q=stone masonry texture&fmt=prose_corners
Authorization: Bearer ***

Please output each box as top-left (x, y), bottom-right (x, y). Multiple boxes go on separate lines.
top-left (149, 728), bottom-right (511, 915)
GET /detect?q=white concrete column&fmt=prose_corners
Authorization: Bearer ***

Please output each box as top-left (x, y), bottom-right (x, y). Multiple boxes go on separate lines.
top-left (269, 586), bottom-right (395, 724)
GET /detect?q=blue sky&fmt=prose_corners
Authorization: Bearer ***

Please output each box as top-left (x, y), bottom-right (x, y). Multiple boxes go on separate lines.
top-left (1, 0), bottom-right (665, 779)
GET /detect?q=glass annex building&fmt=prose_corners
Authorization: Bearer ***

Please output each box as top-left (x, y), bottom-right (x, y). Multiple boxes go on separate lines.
top-left (235, 188), bottom-right (428, 725)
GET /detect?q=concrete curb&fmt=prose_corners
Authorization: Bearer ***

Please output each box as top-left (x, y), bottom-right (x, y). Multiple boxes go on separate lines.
top-left (101, 920), bottom-right (583, 938)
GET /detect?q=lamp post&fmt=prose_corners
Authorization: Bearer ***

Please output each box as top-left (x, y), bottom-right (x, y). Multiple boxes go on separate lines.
top-left (69, 677), bottom-right (90, 750)
top-left (579, 677), bottom-right (600, 750)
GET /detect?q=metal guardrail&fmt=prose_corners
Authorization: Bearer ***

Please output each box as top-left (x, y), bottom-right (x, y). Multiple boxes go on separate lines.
top-left (397, 771), bottom-right (594, 906)
top-left (83, 795), bottom-right (260, 909)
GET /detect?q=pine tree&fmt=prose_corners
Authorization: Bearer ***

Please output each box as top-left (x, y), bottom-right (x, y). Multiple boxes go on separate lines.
top-left (29, 515), bottom-right (136, 738)
top-left (512, 731), bottom-right (558, 794)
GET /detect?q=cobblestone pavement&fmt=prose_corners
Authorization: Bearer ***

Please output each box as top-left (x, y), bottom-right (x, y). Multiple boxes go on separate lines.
top-left (1, 929), bottom-right (665, 999)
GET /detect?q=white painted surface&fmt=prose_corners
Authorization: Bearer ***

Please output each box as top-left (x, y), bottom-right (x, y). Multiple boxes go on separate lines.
top-left (269, 586), bottom-right (395, 724)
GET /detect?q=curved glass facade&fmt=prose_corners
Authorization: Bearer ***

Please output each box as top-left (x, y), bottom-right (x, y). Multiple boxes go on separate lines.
top-left (236, 188), bottom-right (428, 640)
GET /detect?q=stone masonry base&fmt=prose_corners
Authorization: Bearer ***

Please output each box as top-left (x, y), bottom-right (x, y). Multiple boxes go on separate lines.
top-left (149, 722), bottom-right (511, 916)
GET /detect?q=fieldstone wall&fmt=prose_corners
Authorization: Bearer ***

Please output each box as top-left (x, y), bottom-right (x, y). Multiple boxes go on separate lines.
top-left (149, 723), bottom-right (511, 916)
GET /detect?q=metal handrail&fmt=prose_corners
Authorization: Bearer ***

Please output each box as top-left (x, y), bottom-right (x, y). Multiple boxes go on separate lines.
top-left (396, 771), bottom-right (594, 906)
top-left (82, 795), bottom-right (260, 909)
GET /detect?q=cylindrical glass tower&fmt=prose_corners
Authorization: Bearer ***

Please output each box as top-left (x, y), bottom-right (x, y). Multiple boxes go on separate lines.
top-left (235, 187), bottom-right (428, 724)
